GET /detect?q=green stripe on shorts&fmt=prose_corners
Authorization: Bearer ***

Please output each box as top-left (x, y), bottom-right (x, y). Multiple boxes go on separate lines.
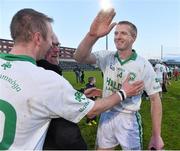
top-left (135, 112), bottom-right (143, 149)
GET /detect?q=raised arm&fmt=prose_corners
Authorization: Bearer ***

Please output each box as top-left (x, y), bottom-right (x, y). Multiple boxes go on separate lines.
top-left (73, 9), bottom-right (116, 64)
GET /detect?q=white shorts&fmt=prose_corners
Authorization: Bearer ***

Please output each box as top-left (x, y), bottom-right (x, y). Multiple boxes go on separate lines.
top-left (96, 111), bottom-right (143, 150)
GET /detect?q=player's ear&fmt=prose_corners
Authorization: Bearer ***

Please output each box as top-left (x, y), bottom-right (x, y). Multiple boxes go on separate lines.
top-left (132, 33), bottom-right (137, 42)
top-left (33, 32), bottom-right (42, 46)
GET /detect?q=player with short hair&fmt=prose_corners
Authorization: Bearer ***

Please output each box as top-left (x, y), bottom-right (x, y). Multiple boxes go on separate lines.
top-left (0, 8), bottom-right (144, 150)
top-left (74, 9), bottom-right (164, 150)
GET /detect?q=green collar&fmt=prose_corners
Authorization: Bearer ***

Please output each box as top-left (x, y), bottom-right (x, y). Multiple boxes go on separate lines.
top-left (0, 53), bottom-right (36, 65)
top-left (114, 49), bottom-right (137, 65)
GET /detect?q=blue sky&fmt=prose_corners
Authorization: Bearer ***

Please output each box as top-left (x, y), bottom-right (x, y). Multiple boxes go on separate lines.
top-left (0, 0), bottom-right (180, 60)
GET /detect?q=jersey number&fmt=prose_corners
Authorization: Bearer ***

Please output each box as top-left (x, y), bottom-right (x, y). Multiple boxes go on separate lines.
top-left (0, 99), bottom-right (17, 150)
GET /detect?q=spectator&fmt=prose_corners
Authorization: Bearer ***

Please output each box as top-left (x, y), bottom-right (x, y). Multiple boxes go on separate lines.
top-left (80, 70), bottom-right (85, 83)
top-left (85, 77), bottom-right (98, 126)
top-left (37, 33), bottom-right (87, 150)
top-left (173, 66), bottom-right (179, 81)
top-left (73, 65), bottom-right (81, 83)
top-left (154, 61), bottom-right (167, 96)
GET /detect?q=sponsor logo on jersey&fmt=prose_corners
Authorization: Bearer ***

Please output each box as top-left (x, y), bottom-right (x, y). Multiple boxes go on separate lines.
top-left (110, 64), bottom-right (115, 71)
top-left (106, 77), bottom-right (122, 92)
top-left (109, 60), bottom-right (116, 71)
top-left (0, 74), bottom-right (21, 92)
top-left (79, 101), bottom-right (90, 112)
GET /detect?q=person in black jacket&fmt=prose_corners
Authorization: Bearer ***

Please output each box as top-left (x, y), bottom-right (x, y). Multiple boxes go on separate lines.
top-left (37, 33), bottom-right (87, 150)
top-left (85, 77), bottom-right (97, 125)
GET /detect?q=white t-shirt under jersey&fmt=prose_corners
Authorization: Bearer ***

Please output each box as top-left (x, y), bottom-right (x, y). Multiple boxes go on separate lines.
top-left (93, 50), bottom-right (161, 113)
top-left (0, 53), bottom-right (94, 150)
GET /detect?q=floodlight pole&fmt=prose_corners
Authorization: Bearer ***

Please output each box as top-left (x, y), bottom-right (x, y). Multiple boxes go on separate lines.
top-left (106, 35), bottom-right (108, 50)
top-left (161, 45), bottom-right (163, 60)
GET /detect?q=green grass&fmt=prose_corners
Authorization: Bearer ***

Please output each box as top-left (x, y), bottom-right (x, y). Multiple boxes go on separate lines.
top-left (63, 70), bottom-right (180, 150)
top-left (62, 70), bottom-right (103, 90)
top-left (140, 81), bottom-right (180, 149)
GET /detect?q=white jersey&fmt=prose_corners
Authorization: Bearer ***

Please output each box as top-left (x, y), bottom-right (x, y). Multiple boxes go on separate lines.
top-left (0, 53), bottom-right (94, 150)
top-left (93, 50), bottom-right (161, 113)
top-left (155, 63), bottom-right (166, 81)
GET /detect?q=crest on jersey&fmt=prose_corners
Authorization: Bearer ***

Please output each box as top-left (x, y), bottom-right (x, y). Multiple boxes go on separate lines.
top-left (74, 91), bottom-right (85, 102)
top-left (1, 61), bottom-right (12, 70)
top-left (129, 72), bottom-right (136, 81)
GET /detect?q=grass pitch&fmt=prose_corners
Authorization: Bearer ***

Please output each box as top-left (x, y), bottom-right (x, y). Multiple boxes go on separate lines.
top-left (63, 70), bottom-right (180, 150)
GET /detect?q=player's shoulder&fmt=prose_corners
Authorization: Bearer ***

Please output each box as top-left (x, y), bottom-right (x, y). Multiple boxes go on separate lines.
top-left (33, 65), bottom-right (72, 94)
top-left (93, 50), bottom-right (116, 57)
top-left (135, 54), bottom-right (155, 72)
top-left (38, 65), bottom-right (62, 78)
top-left (28, 64), bottom-right (63, 85)
top-left (136, 54), bottom-right (151, 65)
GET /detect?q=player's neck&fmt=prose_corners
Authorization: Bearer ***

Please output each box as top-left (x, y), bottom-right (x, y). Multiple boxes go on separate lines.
top-left (10, 43), bottom-right (36, 60)
top-left (118, 49), bottom-right (133, 60)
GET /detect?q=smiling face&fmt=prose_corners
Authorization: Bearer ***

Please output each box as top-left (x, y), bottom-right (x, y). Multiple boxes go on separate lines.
top-left (114, 23), bottom-right (136, 51)
top-left (45, 33), bottom-right (60, 65)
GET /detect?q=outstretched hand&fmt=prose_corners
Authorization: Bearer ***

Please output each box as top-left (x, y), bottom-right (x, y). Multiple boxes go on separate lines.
top-left (84, 88), bottom-right (102, 98)
top-left (89, 8), bottom-right (116, 38)
top-left (121, 75), bottom-right (144, 97)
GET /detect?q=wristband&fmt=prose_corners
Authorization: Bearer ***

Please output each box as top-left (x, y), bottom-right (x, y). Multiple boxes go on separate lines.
top-left (119, 89), bottom-right (127, 100)
top-left (116, 91), bottom-right (123, 101)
